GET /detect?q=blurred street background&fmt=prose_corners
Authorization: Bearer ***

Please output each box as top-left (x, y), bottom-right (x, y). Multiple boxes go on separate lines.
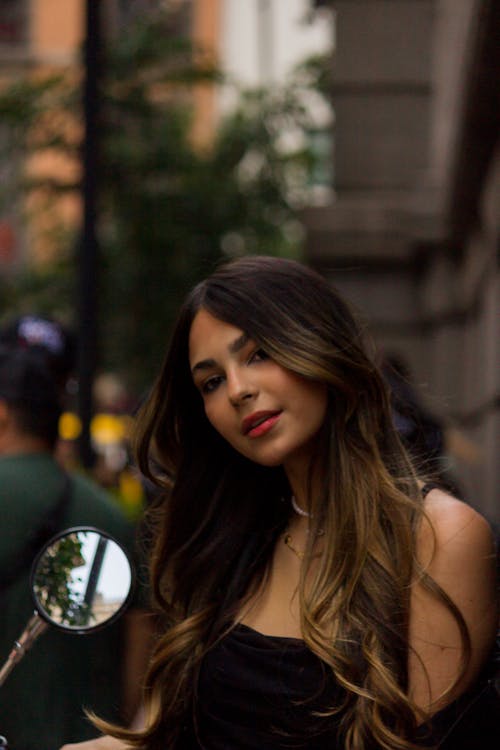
top-left (0, 0), bottom-right (498, 523)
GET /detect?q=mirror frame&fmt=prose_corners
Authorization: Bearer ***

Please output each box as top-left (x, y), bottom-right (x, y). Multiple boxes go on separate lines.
top-left (29, 525), bottom-right (136, 634)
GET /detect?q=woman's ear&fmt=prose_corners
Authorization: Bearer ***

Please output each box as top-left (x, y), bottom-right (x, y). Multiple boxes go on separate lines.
top-left (0, 399), bottom-right (20, 455)
top-left (0, 399), bottom-right (13, 439)
top-left (0, 398), bottom-right (8, 424)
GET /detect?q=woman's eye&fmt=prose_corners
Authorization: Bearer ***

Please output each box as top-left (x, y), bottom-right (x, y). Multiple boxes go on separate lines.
top-left (201, 376), bottom-right (223, 394)
top-left (250, 348), bottom-right (269, 363)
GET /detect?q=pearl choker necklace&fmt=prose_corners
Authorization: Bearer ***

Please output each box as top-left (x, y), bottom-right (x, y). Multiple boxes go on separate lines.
top-left (291, 495), bottom-right (311, 518)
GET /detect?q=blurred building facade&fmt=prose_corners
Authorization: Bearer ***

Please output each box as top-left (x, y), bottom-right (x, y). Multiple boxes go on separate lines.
top-left (303, 0), bottom-right (499, 520)
top-left (0, 0), bottom-right (84, 269)
top-left (0, 0), bottom-right (82, 66)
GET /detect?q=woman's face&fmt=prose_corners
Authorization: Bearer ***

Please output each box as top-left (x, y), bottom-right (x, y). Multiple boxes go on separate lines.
top-left (188, 309), bottom-right (328, 477)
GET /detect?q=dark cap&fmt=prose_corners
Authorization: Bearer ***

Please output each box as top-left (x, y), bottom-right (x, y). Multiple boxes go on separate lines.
top-left (0, 346), bottom-right (61, 412)
top-left (0, 315), bottom-right (75, 384)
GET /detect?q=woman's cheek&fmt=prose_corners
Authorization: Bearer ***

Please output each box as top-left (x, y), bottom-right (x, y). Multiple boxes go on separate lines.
top-left (204, 403), bottom-right (222, 434)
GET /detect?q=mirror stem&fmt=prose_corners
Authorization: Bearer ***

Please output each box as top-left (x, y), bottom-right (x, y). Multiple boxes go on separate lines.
top-left (0, 612), bottom-right (48, 687)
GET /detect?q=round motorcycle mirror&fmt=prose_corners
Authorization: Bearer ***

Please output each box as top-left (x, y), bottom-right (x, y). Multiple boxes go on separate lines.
top-left (30, 526), bottom-right (134, 633)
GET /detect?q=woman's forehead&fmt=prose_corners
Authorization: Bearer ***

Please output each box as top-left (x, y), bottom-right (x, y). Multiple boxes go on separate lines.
top-left (188, 309), bottom-right (249, 367)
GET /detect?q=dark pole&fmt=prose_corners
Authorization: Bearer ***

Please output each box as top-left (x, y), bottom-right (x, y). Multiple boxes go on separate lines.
top-left (78, 0), bottom-right (101, 468)
top-left (83, 537), bottom-right (108, 610)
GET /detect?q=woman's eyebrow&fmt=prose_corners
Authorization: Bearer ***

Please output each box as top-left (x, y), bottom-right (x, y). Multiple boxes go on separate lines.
top-left (191, 358), bottom-right (216, 375)
top-left (228, 332), bottom-right (249, 354)
top-left (191, 332), bottom-right (250, 376)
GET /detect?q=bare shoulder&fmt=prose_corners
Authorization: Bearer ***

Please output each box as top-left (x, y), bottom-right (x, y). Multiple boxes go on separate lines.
top-left (417, 487), bottom-right (496, 568)
top-left (417, 487), bottom-right (497, 616)
top-left (409, 487), bottom-right (498, 709)
top-left (417, 490), bottom-right (498, 653)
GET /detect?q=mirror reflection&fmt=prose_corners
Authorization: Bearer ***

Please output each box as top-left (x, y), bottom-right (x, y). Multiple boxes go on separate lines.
top-left (32, 530), bottom-right (132, 631)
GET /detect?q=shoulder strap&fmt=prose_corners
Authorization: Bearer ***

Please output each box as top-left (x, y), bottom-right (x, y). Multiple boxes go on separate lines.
top-left (0, 472), bottom-right (73, 592)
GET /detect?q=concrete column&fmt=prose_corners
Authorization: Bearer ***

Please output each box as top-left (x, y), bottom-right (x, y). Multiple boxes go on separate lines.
top-left (332, 0), bottom-right (435, 190)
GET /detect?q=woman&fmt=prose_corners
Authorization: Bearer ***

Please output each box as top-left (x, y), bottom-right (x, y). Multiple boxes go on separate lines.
top-left (79, 256), bottom-right (497, 749)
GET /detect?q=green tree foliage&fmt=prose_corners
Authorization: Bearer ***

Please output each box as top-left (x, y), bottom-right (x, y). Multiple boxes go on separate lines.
top-left (33, 533), bottom-right (92, 628)
top-left (0, 9), bottom-right (323, 392)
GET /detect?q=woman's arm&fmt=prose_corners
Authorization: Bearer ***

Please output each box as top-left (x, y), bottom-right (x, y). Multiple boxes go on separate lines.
top-left (409, 489), bottom-right (498, 714)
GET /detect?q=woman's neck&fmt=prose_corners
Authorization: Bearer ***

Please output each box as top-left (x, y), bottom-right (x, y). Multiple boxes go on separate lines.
top-left (285, 467), bottom-right (320, 519)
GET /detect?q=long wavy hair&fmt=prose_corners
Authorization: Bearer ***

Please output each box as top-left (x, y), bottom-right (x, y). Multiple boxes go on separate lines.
top-left (94, 256), bottom-right (469, 749)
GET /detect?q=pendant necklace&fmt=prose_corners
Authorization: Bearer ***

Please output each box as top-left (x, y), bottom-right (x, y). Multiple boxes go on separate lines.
top-left (283, 532), bottom-right (306, 560)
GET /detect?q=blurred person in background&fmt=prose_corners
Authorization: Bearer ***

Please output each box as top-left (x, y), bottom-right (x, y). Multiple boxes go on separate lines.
top-left (381, 352), bottom-right (482, 500)
top-left (0, 347), bottom-right (154, 750)
top-left (0, 314), bottom-right (79, 472)
top-left (0, 314), bottom-right (146, 518)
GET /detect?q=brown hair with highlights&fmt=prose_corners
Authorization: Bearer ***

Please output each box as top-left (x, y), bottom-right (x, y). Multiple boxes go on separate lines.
top-left (94, 256), bottom-right (470, 750)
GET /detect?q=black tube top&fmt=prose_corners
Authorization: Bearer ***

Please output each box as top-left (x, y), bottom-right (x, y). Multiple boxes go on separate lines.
top-left (190, 623), bottom-right (343, 749)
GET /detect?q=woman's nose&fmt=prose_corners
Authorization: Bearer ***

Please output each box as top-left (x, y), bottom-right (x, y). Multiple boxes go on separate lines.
top-left (227, 371), bottom-right (257, 407)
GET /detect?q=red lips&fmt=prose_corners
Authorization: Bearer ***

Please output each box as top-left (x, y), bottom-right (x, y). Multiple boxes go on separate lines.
top-left (242, 410), bottom-right (281, 436)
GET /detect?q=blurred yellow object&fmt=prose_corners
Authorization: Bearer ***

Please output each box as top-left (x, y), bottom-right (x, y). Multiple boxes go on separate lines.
top-left (118, 469), bottom-right (145, 520)
top-left (91, 413), bottom-right (127, 445)
top-left (59, 411), bottom-right (82, 440)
